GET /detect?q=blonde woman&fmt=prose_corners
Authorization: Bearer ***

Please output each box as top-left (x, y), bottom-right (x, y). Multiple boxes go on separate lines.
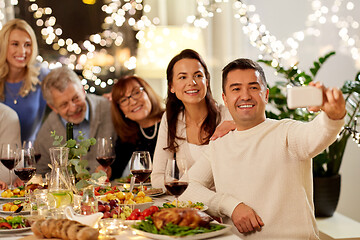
top-left (0, 18), bottom-right (49, 142)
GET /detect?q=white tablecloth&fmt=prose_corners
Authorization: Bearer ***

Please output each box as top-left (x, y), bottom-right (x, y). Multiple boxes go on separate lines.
top-left (0, 195), bottom-right (241, 240)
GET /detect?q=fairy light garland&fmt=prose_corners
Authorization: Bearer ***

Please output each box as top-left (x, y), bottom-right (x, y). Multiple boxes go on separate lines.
top-left (188, 0), bottom-right (359, 69)
top-left (7, 0), bottom-right (159, 92)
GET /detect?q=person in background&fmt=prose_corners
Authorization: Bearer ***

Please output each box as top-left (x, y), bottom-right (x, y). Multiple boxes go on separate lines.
top-left (151, 49), bottom-right (232, 190)
top-left (180, 58), bottom-right (346, 239)
top-left (109, 75), bottom-right (164, 180)
top-left (34, 66), bottom-right (116, 175)
top-left (0, 18), bottom-right (49, 142)
top-left (0, 103), bottom-right (23, 189)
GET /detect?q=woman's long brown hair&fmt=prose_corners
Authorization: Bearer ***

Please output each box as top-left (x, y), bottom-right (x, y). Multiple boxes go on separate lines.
top-left (165, 49), bottom-right (220, 152)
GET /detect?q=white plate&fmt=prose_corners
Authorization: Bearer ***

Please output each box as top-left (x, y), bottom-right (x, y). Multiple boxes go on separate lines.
top-left (0, 203), bottom-right (30, 215)
top-left (130, 223), bottom-right (232, 239)
top-left (0, 190), bottom-right (25, 201)
top-left (117, 182), bottom-right (152, 187)
top-left (145, 189), bottom-right (165, 197)
top-left (122, 219), bottom-right (141, 225)
top-left (0, 227), bottom-right (31, 233)
top-left (164, 203), bottom-right (208, 212)
top-left (119, 201), bottom-right (153, 211)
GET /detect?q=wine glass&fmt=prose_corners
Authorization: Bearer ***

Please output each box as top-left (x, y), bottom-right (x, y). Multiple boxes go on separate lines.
top-left (96, 137), bottom-right (115, 174)
top-left (23, 141), bottom-right (41, 163)
top-left (14, 148), bottom-right (36, 200)
top-left (164, 159), bottom-right (189, 207)
top-left (129, 151), bottom-right (152, 192)
top-left (0, 143), bottom-right (19, 189)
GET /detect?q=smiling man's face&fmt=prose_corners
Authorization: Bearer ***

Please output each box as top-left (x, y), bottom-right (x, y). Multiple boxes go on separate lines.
top-left (222, 69), bottom-right (269, 131)
top-left (49, 83), bottom-right (87, 124)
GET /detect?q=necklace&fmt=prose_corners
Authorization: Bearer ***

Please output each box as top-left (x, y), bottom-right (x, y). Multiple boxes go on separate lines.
top-left (5, 85), bottom-right (19, 104)
top-left (140, 123), bottom-right (158, 140)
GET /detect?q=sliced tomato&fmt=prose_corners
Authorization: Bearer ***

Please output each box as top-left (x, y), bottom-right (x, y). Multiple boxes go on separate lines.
top-left (149, 206), bottom-right (159, 214)
top-left (0, 222), bottom-right (12, 229)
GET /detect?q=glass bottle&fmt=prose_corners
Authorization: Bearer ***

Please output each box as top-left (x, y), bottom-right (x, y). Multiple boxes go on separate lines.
top-left (48, 147), bottom-right (74, 217)
top-left (66, 122), bottom-right (78, 185)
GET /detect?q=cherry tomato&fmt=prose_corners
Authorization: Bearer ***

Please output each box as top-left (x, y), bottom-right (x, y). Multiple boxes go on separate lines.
top-left (127, 214), bottom-right (137, 220)
top-left (138, 216), bottom-right (145, 220)
top-left (142, 208), bottom-right (152, 217)
top-left (132, 208), bottom-right (141, 214)
top-left (149, 206), bottom-right (159, 214)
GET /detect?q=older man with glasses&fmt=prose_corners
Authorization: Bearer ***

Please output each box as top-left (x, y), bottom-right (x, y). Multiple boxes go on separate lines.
top-left (34, 66), bottom-right (116, 175)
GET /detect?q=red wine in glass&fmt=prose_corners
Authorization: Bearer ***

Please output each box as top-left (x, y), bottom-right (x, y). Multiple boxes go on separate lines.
top-left (164, 159), bottom-right (188, 207)
top-left (165, 181), bottom-right (188, 197)
top-left (130, 151), bottom-right (152, 191)
top-left (14, 167), bottom-right (36, 182)
top-left (131, 169), bottom-right (152, 182)
top-left (0, 158), bottom-right (16, 170)
top-left (96, 156), bottom-right (115, 167)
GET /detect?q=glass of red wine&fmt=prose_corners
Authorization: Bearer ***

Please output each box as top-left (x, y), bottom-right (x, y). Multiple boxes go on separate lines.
top-left (0, 143), bottom-right (19, 189)
top-left (14, 148), bottom-right (36, 200)
top-left (96, 137), bottom-right (115, 175)
top-left (164, 159), bottom-right (189, 207)
top-left (129, 151), bottom-right (152, 192)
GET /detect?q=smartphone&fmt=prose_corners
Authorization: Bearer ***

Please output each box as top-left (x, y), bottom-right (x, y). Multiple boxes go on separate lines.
top-left (287, 86), bottom-right (323, 109)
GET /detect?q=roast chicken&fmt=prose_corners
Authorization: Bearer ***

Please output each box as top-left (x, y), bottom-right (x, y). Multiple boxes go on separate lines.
top-left (152, 208), bottom-right (211, 229)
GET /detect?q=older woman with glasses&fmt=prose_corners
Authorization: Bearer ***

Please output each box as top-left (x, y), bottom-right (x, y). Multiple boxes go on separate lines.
top-left (110, 75), bottom-right (164, 180)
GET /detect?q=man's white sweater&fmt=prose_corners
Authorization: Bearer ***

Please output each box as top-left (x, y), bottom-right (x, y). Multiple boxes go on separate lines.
top-left (180, 112), bottom-right (344, 239)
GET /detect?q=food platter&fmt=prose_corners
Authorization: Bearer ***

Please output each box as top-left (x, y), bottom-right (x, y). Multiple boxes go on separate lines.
top-left (144, 188), bottom-right (165, 197)
top-left (0, 190), bottom-right (25, 201)
top-left (0, 227), bottom-right (31, 233)
top-left (0, 203), bottom-right (30, 215)
top-left (130, 223), bottom-right (232, 240)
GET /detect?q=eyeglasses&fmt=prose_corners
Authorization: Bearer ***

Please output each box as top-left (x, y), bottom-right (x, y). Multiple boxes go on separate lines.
top-left (118, 87), bottom-right (144, 106)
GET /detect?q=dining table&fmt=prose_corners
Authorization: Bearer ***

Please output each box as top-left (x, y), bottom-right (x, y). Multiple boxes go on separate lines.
top-left (0, 190), bottom-right (240, 240)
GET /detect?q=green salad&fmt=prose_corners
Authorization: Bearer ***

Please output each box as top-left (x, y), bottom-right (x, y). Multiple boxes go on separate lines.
top-left (0, 216), bottom-right (29, 229)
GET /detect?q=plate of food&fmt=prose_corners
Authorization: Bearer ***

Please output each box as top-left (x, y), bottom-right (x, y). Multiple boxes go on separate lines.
top-left (0, 187), bottom-right (26, 200)
top-left (0, 201), bottom-right (30, 215)
top-left (115, 174), bottom-right (151, 186)
top-left (162, 201), bottom-right (208, 211)
top-left (130, 208), bottom-right (231, 239)
top-left (0, 216), bottom-right (31, 233)
top-left (144, 188), bottom-right (165, 197)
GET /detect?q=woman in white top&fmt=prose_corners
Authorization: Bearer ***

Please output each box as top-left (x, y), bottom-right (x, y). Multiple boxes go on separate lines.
top-left (151, 49), bottom-right (230, 190)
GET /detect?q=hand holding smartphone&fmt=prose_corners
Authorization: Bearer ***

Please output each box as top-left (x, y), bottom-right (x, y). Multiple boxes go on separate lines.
top-left (287, 86), bottom-right (323, 109)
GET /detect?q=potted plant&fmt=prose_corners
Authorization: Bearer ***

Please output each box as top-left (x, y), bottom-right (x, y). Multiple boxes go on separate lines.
top-left (259, 52), bottom-right (360, 217)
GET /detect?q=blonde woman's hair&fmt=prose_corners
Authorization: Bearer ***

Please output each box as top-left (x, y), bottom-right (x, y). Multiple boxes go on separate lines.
top-left (0, 18), bottom-right (40, 101)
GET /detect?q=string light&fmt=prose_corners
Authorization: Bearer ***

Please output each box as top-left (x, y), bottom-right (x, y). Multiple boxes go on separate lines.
top-left (2, 0), bottom-right (159, 91)
top-left (189, 0), bottom-right (359, 69)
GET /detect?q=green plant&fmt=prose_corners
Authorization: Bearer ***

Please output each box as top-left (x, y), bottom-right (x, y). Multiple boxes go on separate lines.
top-left (259, 52), bottom-right (360, 177)
top-left (51, 131), bottom-right (106, 189)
